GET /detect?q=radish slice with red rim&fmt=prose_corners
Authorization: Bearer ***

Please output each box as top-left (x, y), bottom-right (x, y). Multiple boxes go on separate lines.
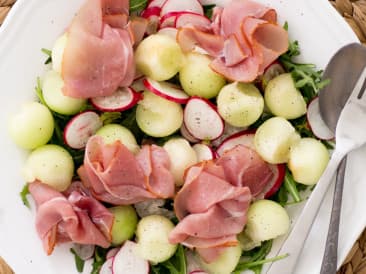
top-left (141, 6), bottom-right (161, 18)
top-left (175, 12), bottom-right (211, 29)
top-left (100, 257), bottom-right (114, 274)
top-left (180, 123), bottom-right (200, 143)
top-left (216, 129), bottom-right (256, 156)
top-left (90, 87), bottom-right (142, 112)
top-left (141, 8), bottom-right (161, 35)
top-left (148, 0), bottom-right (167, 9)
top-left (261, 61), bottom-right (285, 90)
top-left (184, 97), bottom-right (224, 140)
top-left (143, 78), bottom-right (189, 104)
top-left (306, 96), bottom-right (335, 140)
top-left (130, 77), bottom-right (146, 93)
top-left (72, 244), bottom-right (95, 260)
top-left (160, 12), bottom-right (179, 28)
top-left (112, 241), bottom-right (149, 274)
top-left (189, 271), bottom-right (209, 274)
top-left (106, 247), bottom-right (120, 260)
top-left (211, 122), bottom-right (248, 148)
top-left (264, 164), bottom-right (286, 198)
top-left (193, 143), bottom-right (216, 161)
top-left (161, 0), bottom-right (204, 16)
top-left (63, 111), bottom-right (103, 149)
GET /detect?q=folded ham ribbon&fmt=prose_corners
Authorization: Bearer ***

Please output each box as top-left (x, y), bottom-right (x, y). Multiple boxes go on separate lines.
top-left (62, 0), bottom-right (147, 98)
top-left (29, 181), bottom-right (114, 255)
top-left (169, 145), bottom-right (273, 263)
top-left (177, 0), bottom-right (288, 82)
top-left (78, 136), bottom-right (175, 205)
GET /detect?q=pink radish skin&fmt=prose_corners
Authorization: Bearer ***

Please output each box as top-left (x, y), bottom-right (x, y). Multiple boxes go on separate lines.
top-left (264, 164), bottom-right (286, 198)
top-left (180, 123), bottom-right (200, 143)
top-left (193, 143), bottom-right (216, 161)
top-left (161, 0), bottom-right (204, 16)
top-left (63, 111), bottom-right (103, 149)
top-left (189, 271), bottom-right (209, 274)
top-left (141, 6), bottom-right (161, 18)
top-left (143, 78), bottom-right (189, 104)
top-left (106, 248), bottom-right (120, 260)
top-left (100, 257), bottom-right (114, 274)
top-left (216, 129), bottom-right (256, 156)
top-left (72, 244), bottom-right (95, 260)
top-left (147, 0), bottom-right (167, 9)
top-left (175, 12), bottom-right (211, 29)
top-left (183, 96), bottom-right (224, 140)
top-left (90, 87), bottom-right (142, 112)
top-left (306, 96), bottom-right (335, 140)
top-left (160, 12), bottom-right (179, 28)
top-left (112, 241), bottom-right (149, 274)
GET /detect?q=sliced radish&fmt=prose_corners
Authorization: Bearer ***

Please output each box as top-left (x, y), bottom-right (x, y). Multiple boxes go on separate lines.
top-left (175, 12), bottom-right (211, 29)
top-left (190, 271), bottom-right (209, 274)
top-left (161, 0), bottom-right (204, 16)
top-left (141, 7), bottom-right (161, 35)
top-left (107, 247), bottom-right (120, 259)
top-left (211, 122), bottom-right (248, 148)
top-left (306, 96), bottom-right (335, 140)
top-left (63, 111), bottom-right (103, 149)
top-left (130, 77), bottom-right (146, 92)
top-left (160, 12), bottom-right (179, 28)
top-left (184, 97), bottom-right (224, 140)
top-left (264, 164), bottom-right (286, 198)
top-left (180, 123), bottom-right (200, 143)
top-left (112, 241), bottom-right (149, 274)
top-left (216, 129), bottom-right (256, 156)
top-left (186, 250), bottom-right (205, 274)
top-left (198, 0), bottom-right (231, 7)
top-left (141, 6), bottom-right (161, 18)
top-left (72, 244), bottom-right (95, 260)
top-left (157, 27), bottom-right (178, 40)
top-left (193, 143), bottom-right (216, 161)
top-left (90, 87), bottom-right (142, 112)
top-left (147, 0), bottom-right (167, 9)
top-left (261, 61), bottom-right (285, 90)
top-left (100, 257), bottom-right (114, 274)
top-left (143, 78), bottom-right (189, 104)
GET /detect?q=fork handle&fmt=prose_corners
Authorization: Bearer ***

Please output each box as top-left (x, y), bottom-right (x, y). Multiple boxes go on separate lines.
top-left (320, 157), bottom-right (347, 274)
top-left (266, 151), bottom-right (345, 274)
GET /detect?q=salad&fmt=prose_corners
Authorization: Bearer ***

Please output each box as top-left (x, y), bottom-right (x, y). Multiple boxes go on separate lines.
top-left (8, 0), bottom-right (333, 273)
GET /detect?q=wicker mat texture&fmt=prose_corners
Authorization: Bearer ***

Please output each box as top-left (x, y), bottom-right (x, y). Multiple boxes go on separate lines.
top-left (0, 0), bottom-right (366, 274)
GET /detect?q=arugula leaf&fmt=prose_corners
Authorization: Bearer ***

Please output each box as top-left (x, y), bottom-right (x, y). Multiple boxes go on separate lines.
top-left (91, 246), bottom-right (108, 274)
top-left (100, 112), bottom-right (122, 125)
top-left (70, 248), bottom-right (85, 273)
top-left (203, 4), bottom-right (216, 19)
top-left (20, 184), bottom-right (30, 208)
top-left (130, 0), bottom-right (148, 13)
top-left (35, 77), bottom-right (48, 106)
top-left (279, 40), bottom-right (330, 103)
top-left (150, 245), bottom-right (186, 274)
top-left (41, 48), bottom-right (52, 65)
top-left (283, 169), bottom-right (301, 203)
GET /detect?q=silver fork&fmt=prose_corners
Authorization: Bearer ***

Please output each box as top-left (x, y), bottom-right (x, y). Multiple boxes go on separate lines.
top-left (266, 66), bottom-right (366, 274)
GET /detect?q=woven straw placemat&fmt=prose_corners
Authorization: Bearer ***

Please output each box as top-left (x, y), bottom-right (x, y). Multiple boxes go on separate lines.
top-left (0, 1), bottom-right (366, 274)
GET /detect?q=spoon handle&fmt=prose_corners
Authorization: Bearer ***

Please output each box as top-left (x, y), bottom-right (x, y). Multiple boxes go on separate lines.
top-left (320, 157), bottom-right (347, 274)
top-left (266, 151), bottom-right (345, 274)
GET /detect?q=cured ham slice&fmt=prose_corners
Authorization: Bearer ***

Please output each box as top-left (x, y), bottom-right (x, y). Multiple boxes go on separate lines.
top-left (29, 181), bottom-right (113, 255)
top-left (169, 161), bottom-right (251, 262)
top-left (176, 0), bottom-right (288, 82)
top-left (78, 136), bottom-right (174, 205)
top-left (216, 145), bottom-right (274, 197)
top-left (62, 0), bottom-right (145, 98)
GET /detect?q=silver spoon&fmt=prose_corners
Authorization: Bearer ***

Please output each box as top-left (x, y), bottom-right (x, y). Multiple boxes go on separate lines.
top-left (319, 43), bottom-right (366, 273)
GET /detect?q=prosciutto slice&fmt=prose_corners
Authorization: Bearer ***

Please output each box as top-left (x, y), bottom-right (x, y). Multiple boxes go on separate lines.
top-left (62, 0), bottom-right (146, 98)
top-left (216, 145), bottom-right (274, 197)
top-left (78, 136), bottom-right (174, 205)
top-left (176, 0), bottom-right (288, 82)
top-left (29, 181), bottom-right (113, 255)
top-left (169, 161), bottom-right (251, 262)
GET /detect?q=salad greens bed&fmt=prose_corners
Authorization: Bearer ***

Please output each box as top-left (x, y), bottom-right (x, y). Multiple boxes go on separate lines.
top-left (16, 1), bottom-right (332, 273)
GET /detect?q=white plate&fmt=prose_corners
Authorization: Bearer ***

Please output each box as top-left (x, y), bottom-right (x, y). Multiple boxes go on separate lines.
top-left (0, 0), bottom-right (361, 273)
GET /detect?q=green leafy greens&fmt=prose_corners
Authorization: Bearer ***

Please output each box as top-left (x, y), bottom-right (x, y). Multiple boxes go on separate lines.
top-left (150, 245), bottom-right (187, 274)
top-left (130, 0), bottom-right (148, 13)
top-left (91, 247), bottom-right (108, 274)
top-left (70, 248), bottom-right (85, 273)
top-left (20, 183), bottom-right (30, 208)
top-left (41, 48), bottom-right (52, 65)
